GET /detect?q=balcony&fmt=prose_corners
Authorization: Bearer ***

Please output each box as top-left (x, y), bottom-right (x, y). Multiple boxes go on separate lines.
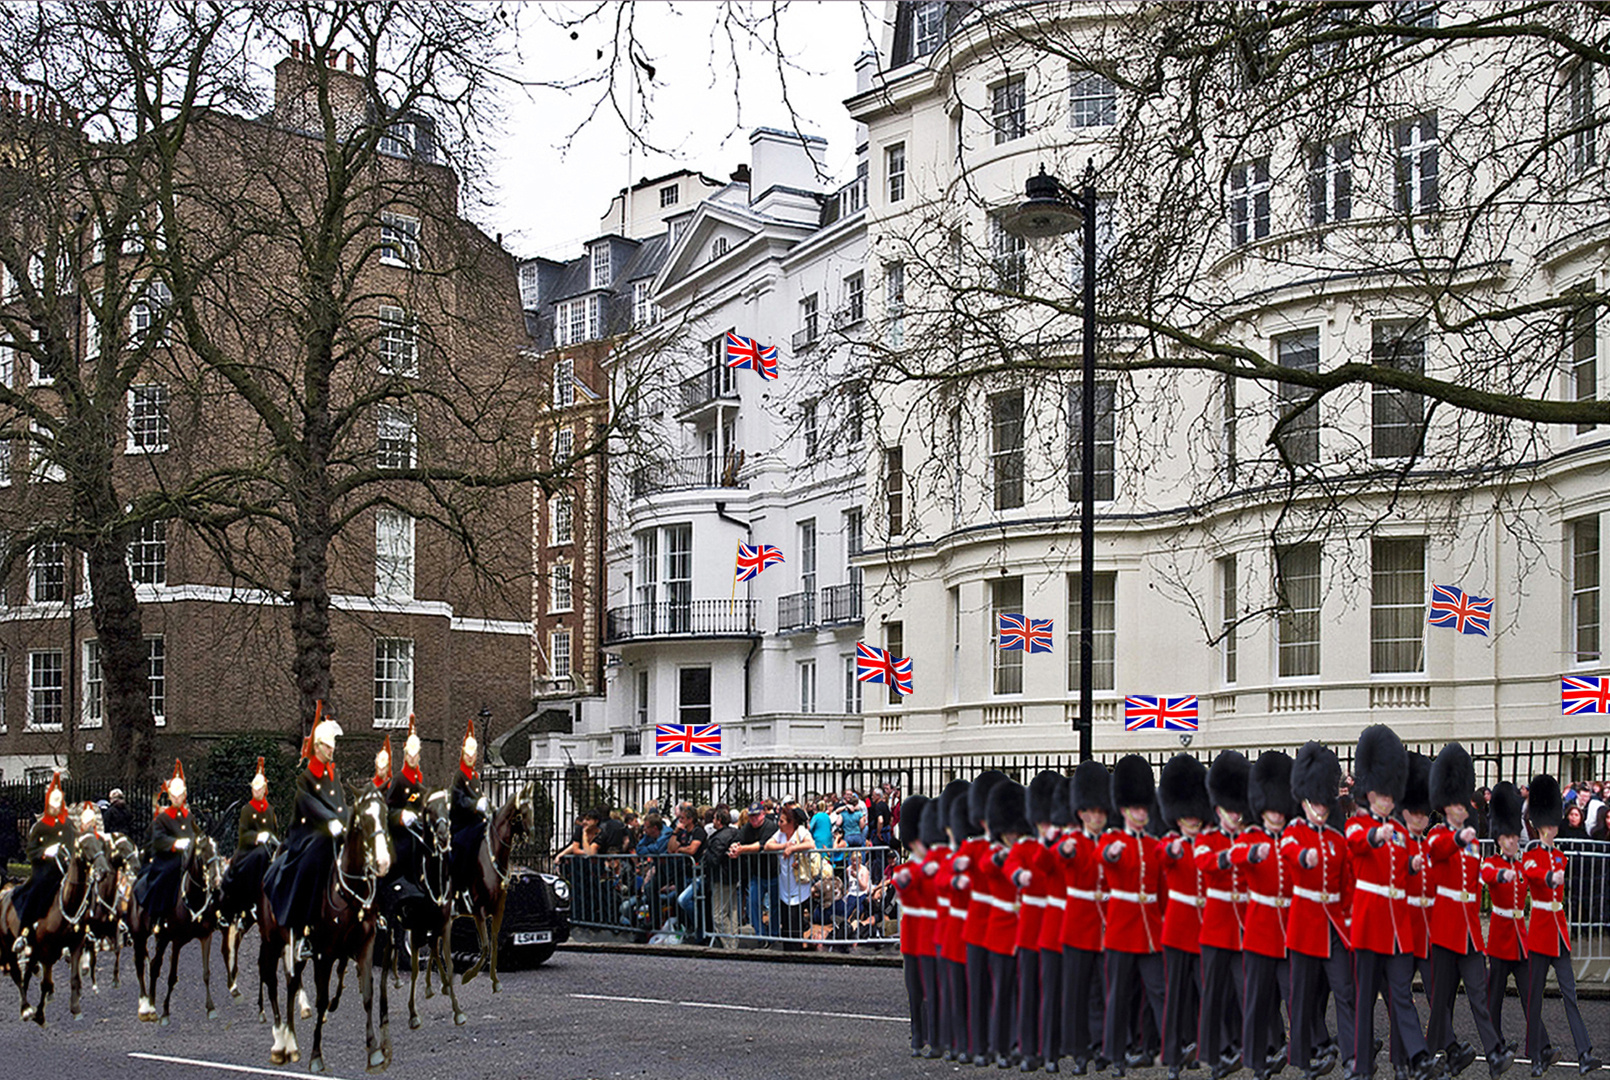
top-left (819, 174), bottom-right (867, 227)
top-left (832, 302), bottom-right (864, 330)
top-left (778, 590), bottom-right (816, 631)
top-left (630, 454), bottom-right (747, 500)
top-left (791, 322), bottom-right (821, 351)
top-left (819, 582), bottom-right (863, 624)
top-left (677, 364), bottom-right (739, 417)
top-left (605, 599), bottom-right (759, 644)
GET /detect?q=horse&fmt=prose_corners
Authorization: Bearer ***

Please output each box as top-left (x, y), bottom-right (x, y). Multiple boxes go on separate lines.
top-left (377, 789), bottom-right (466, 1029)
top-left (256, 787), bottom-right (391, 1073)
top-left (74, 833), bottom-right (139, 993)
top-left (127, 833), bottom-right (224, 1024)
top-left (455, 781), bottom-right (535, 993)
top-left (0, 830), bottom-right (112, 1025)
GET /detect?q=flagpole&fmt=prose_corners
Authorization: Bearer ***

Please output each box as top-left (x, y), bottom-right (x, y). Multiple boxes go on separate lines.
top-left (730, 543), bottom-right (739, 613)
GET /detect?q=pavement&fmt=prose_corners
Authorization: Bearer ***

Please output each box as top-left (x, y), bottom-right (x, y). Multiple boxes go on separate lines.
top-left (4, 940), bottom-right (1610, 1080)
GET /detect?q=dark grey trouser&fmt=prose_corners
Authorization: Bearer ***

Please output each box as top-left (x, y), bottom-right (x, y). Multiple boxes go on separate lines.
top-left (1487, 955), bottom-right (1527, 1053)
top-left (1427, 943), bottom-right (1499, 1055)
top-left (1163, 946), bottom-right (1201, 1067)
top-left (1289, 930), bottom-right (1354, 1072)
top-left (1527, 948), bottom-right (1591, 1059)
top-left (1041, 944), bottom-right (1064, 1063)
top-left (1063, 945), bottom-right (1102, 1063)
top-left (1105, 949), bottom-right (1165, 1066)
top-left (1356, 949), bottom-right (1428, 1079)
top-left (1200, 945), bottom-right (1243, 1067)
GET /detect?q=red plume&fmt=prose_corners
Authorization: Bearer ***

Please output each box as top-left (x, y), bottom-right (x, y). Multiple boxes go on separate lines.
top-left (256, 756), bottom-right (265, 775)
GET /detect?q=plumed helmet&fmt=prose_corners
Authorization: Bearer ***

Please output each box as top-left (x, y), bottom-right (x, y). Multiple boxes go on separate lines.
top-left (167, 758), bottom-right (187, 803)
top-left (1401, 752), bottom-right (1433, 817)
top-left (251, 756), bottom-right (267, 795)
top-left (462, 714), bottom-right (478, 761)
top-left (312, 717), bottom-right (343, 749)
top-left (1290, 742), bottom-right (1340, 809)
top-left (919, 797), bottom-right (947, 849)
top-left (1488, 781), bottom-right (1524, 839)
top-left (1159, 754), bottom-right (1211, 830)
top-left (1070, 760), bottom-right (1113, 818)
top-left (1028, 770), bottom-right (1062, 825)
top-left (968, 770), bottom-right (1009, 832)
top-left (79, 801), bottom-right (99, 831)
top-left (1250, 750), bottom-right (1297, 821)
top-left (1528, 773), bottom-right (1563, 830)
top-left (1354, 724), bottom-right (1408, 802)
top-left (1207, 750), bottom-right (1251, 820)
top-left (1430, 742), bottom-right (1476, 812)
top-left (1048, 775), bottom-right (1072, 828)
top-left (987, 781), bottom-right (1032, 840)
top-left (899, 795), bottom-right (929, 848)
top-left (376, 734), bottom-right (393, 777)
top-left (1111, 754), bottom-right (1156, 811)
top-left (404, 713), bottom-right (421, 760)
top-left (44, 769), bottom-right (63, 815)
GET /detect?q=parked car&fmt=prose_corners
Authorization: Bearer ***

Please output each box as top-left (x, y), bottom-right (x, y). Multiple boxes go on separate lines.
top-left (451, 867), bottom-right (571, 970)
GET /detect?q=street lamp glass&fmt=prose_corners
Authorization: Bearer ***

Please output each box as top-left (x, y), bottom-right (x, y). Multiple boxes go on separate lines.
top-left (1000, 170), bottom-right (1085, 239)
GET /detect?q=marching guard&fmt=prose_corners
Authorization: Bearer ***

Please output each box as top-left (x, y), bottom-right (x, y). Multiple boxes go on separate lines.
top-left (263, 714), bottom-right (348, 955)
top-left (1238, 750), bottom-right (1296, 1080)
top-left (1159, 754), bottom-right (1211, 1080)
top-left (1393, 753), bottom-right (1437, 1080)
top-left (9, 771), bottom-right (73, 960)
top-left (221, 757), bottom-right (279, 926)
top-left (894, 794), bottom-right (936, 1057)
top-left (956, 770), bottom-right (1009, 1066)
top-left (1008, 772), bottom-right (1065, 1073)
top-left (1285, 741), bottom-right (1352, 1080)
top-left (1061, 759), bottom-right (1112, 1074)
top-left (1198, 750), bottom-right (1251, 1080)
top-left (1038, 773), bottom-right (1072, 1073)
top-left (132, 760), bottom-right (198, 935)
top-left (941, 780), bottom-right (974, 1061)
top-left (1481, 783), bottom-right (1530, 1058)
top-left (985, 782), bottom-right (1031, 1068)
top-left (1101, 755), bottom-right (1165, 1078)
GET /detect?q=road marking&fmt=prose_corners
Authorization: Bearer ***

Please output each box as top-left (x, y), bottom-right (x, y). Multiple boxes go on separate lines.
top-left (568, 992), bottom-right (905, 1023)
top-left (127, 1052), bottom-right (359, 1080)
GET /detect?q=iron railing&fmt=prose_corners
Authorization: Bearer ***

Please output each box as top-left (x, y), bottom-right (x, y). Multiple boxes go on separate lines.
top-left (678, 365), bottom-right (738, 414)
top-left (819, 582), bottom-right (863, 624)
top-left (778, 591), bottom-right (815, 631)
top-left (820, 174), bottom-right (867, 227)
top-left (604, 599), bottom-right (759, 644)
top-left (791, 323), bottom-right (820, 351)
top-left (629, 455), bottom-right (745, 500)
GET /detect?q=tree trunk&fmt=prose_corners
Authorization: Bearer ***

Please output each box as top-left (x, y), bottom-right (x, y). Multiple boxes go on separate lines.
top-left (87, 536), bottom-right (153, 783)
top-left (289, 518), bottom-right (334, 744)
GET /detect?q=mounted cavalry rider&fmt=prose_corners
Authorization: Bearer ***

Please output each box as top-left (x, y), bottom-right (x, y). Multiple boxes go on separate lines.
top-left (263, 714), bottom-right (348, 957)
top-left (133, 760), bottom-right (200, 934)
top-left (383, 716), bottom-right (431, 912)
top-left (449, 715), bottom-right (489, 907)
top-left (10, 771), bottom-right (73, 960)
top-left (220, 756), bottom-right (279, 925)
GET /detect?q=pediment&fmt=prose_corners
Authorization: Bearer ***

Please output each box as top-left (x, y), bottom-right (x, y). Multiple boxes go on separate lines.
top-left (656, 202), bottom-right (765, 290)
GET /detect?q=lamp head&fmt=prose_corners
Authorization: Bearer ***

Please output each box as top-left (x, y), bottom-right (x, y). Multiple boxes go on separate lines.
top-left (1000, 167), bottom-right (1085, 239)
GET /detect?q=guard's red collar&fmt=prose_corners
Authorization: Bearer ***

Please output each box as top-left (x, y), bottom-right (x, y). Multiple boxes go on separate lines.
top-left (459, 761), bottom-right (475, 781)
top-left (164, 805), bottom-right (188, 819)
top-left (41, 810), bottom-right (65, 828)
top-left (403, 765), bottom-right (421, 785)
top-left (373, 774), bottom-right (388, 789)
top-left (308, 757), bottom-right (329, 781)
top-left (250, 798), bottom-right (268, 814)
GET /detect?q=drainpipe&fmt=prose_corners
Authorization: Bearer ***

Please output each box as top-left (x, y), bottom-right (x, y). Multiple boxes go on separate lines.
top-left (715, 501), bottom-right (758, 718)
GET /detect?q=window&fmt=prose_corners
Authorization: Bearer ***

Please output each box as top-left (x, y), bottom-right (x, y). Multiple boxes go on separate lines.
top-left (551, 494), bottom-right (573, 545)
top-left (913, 0), bottom-right (945, 56)
top-left (126, 384), bottom-right (170, 453)
top-left (1222, 376), bottom-right (1238, 483)
top-left (27, 650), bottom-right (63, 730)
top-left (1275, 542), bottom-right (1321, 677)
top-left (1067, 380), bottom-right (1117, 502)
top-left (0, 436), bottom-right (11, 488)
top-left (1229, 157), bottom-right (1271, 246)
top-left (0, 654), bottom-right (7, 733)
top-left (799, 519), bottom-right (817, 602)
top-left (799, 660), bottom-right (817, 714)
top-left (844, 507), bottom-right (864, 591)
top-left (803, 399), bottom-right (818, 458)
top-left (129, 520), bottom-right (166, 585)
top-left (885, 262), bottom-right (905, 347)
top-left (379, 212), bottom-right (420, 267)
top-left (1069, 71), bottom-right (1116, 127)
top-left (1394, 113), bottom-right (1439, 216)
top-left (990, 390), bottom-right (1025, 510)
top-left (665, 525), bottom-right (692, 631)
top-left (0, 337), bottom-right (12, 388)
top-left (378, 306), bottom-right (418, 377)
top-left (711, 236), bottom-right (730, 260)
top-left (842, 654), bottom-right (862, 714)
top-left (1573, 516), bottom-right (1600, 664)
top-left (1371, 322), bottom-right (1427, 459)
top-left (554, 426), bottom-right (574, 466)
top-left (518, 262), bottom-right (540, 309)
top-left (1391, 1), bottom-right (1438, 28)
top-left (375, 509), bottom-right (415, 600)
top-left (1307, 136), bottom-right (1353, 225)
top-left (129, 279), bottom-right (171, 343)
top-left (551, 630), bottom-right (572, 680)
top-left (1275, 330), bottom-right (1321, 465)
top-left (554, 356), bottom-right (575, 407)
top-left (670, 217), bottom-right (690, 245)
top-left (886, 143), bottom-right (906, 203)
top-left (82, 640), bottom-right (103, 729)
top-left (992, 77), bottom-right (1026, 144)
top-left (558, 296), bottom-right (599, 346)
top-left (1571, 287), bottom-right (1598, 432)
top-left (146, 636), bottom-right (165, 726)
top-left (844, 272), bottom-right (864, 323)
top-left (29, 419), bottom-right (62, 483)
top-left (884, 446), bottom-right (905, 535)
top-left (635, 529), bottom-right (658, 608)
top-left (374, 638), bottom-right (413, 727)
top-left (885, 621), bottom-right (904, 705)
top-left (1371, 537), bottom-right (1426, 674)
top-left (660, 184), bottom-right (679, 208)
top-left (1066, 572), bottom-right (1117, 692)
top-left (1069, 195), bottom-right (1116, 292)
top-left (590, 244), bottom-right (611, 290)
top-left (632, 280), bottom-right (654, 327)
top-left (678, 666), bottom-right (711, 726)
top-left (992, 217), bottom-right (1027, 292)
top-left (991, 577), bottom-right (1024, 695)
top-left (379, 120), bottom-right (415, 157)
top-left (551, 561), bottom-right (573, 612)
top-left (845, 382), bottom-right (864, 445)
top-left (800, 292), bottom-right (819, 343)
top-left (1567, 62), bottom-right (1597, 176)
top-left (30, 540), bottom-right (65, 603)
top-left (635, 670), bottom-right (649, 730)
top-left (376, 405), bottom-right (416, 468)
top-left (1219, 556), bottom-right (1238, 683)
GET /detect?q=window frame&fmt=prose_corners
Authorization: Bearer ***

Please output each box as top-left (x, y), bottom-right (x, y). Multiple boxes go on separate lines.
top-left (376, 404), bottom-right (417, 469)
top-left (1275, 542), bottom-right (1322, 678)
top-left (1572, 515), bottom-right (1601, 665)
top-left (991, 576), bottom-right (1025, 695)
top-left (886, 142), bottom-right (906, 203)
top-left (1274, 329), bottom-right (1321, 466)
top-left (550, 629), bottom-right (572, 680)
top-left (550, 561), bottom-right (573, 613)
top-left (125, 383), bottom-right (171, 454)
top-left (990, 389), bottom-right (1026, 510)
top-left (1229, 157), bottom-right (1272, 246)
top-left (379, 211), bottom-right (421, 268)
top-left (373, 637), bottom-right (414, 728)
top-left (1370, 321), bottom-right (1428, 460)
top-left (1307, 135), bottom-right (1354, 225)
top-left (1370, 536), bottom-right (1427, 675)
top-left (128, 520), bottom-right (167, 586)
top-left (1394, 112), bottom-right (1440, 216)
top-left (550, 492), bottom-right (574, 546)
top-left (82, 639), bottom-right (103, 729)
top-left (27, 649), bottom-right (63, 731)
top-left (30, 540), bottom-right (66, 604)
top-left (147, 635), bottom-right (165, 727)
top-left (377, 304), bottom-right (419, 377)
top-left (1066, 571), bottom-right (1117, 693)
top-left (1069, 70), bottom-right (1117, 128)
top-left (991, 76), bottom-right (1027, 144)
top-left (375, 508), bottom-right (416, 600)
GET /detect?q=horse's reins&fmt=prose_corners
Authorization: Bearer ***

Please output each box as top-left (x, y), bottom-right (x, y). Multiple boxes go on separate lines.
top-left (182, 848), bottom-right (221, 922)
top-left (56, 838), bottom-right (104, 928)
top-left (333, 803), bottom-right (383, 911)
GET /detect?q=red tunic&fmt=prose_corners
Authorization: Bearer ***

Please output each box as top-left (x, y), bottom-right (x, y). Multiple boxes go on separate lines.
top-left (1160, 832), bottom-right (1204, 954)
top-left (1233, 824), bottom-right (1291, 958)
top-left (1345, 811), bottom-right (1412, 954)
top-left (895, 858), bottom-right (938, 956)
top-left (1060, 829), bottom-right (1106, 951)
top-left (1425, 823), bottom-right (1484, 953)
top-left (1194, 827), bottom-right (1246, 951)
top-left (1402, 831), bottom-right (1434, 959)
top-left (1004, 837), bottom-right (1048, 951)
top-left (1480, 851), bottom-right (1528, 962)
top-left (1281, 818), bottom-right (1350, 958)
top-left (1038, 834), bottom-right (1069, 952)
top-left (956, 836), bottom-right (993, 949)
top-left (1100, 828), bottom-right (1163, 954)
top-left (980, 841), bottom-right (1022, 955)
top-left (1523, 843), bottom-right (1571, 957)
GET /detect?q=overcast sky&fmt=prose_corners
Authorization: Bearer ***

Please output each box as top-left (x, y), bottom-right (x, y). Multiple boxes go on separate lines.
top-left (479, 2), bottom-right (882, 261)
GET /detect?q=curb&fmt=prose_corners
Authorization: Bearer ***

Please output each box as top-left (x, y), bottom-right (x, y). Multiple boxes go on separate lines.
top-left (557, 939), bottom-right (902, 967)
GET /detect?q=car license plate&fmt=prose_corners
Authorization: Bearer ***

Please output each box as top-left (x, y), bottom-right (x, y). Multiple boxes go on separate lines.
top-left (513, 931), bottom-right (551, 946)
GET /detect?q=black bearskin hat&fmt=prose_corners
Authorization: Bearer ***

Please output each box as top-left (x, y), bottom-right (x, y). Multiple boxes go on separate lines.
top-left (919, 797), bottom-right (947, 850)
top-left (968, 770), bottom-right (1009, 831)
top-left (987, 781), bottom-right (1032, 840)
top-left (1207, 750), bottom-right (1252, 821)
top-left (1528, 773), bottom-right (1563, 830)
top-left (1290, 741), bottom-right (1341, 809)
top-left (1048, 775), bottom-right (1072, 828)
top-left (1249, 750), bottom-right (1298, 822)
top-left (1430, 742), bottom-right (1476, 813)
top-left (1159, 754), bottom-right (1211, 830)
top-left (1028, 770), bottom-right (1062, 826)
top-left (899, 795), bottom-right (929, 848)
top-left (1111, 754), bottom-right (1155, 810)
top-left (1401, 752), bottom-right (1433, 817)
top-left (1354, 724), bottom-right (1408, 802)
top-left (941, 779), bottom-right (972, 843)
top-left (1488, 781), bottom-right (1523, 839)
top-left (1071, 760), bottom-right (1113, 818)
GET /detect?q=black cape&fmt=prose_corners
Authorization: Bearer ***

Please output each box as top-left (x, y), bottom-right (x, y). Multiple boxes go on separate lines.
top-left (262, 760), bottom-right (348, 933)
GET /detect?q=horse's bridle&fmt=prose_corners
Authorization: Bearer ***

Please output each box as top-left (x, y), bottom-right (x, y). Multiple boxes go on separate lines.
top-left (335, 798), bottom-right (385, 911)
top-left (57, 834), bottom-right (108, 928)
top-left (182, 841), bottom-right (222, 922)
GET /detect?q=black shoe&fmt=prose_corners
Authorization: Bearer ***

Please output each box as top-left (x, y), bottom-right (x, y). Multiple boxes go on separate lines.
top-left (911, 1046), bottom-right (923, 1057)
top-left (945, 1050), bottom-right (958, 1062)
top-left (1170, 1069), bottom-right (1182, 1080)
top-left (1070, 1059), bottom-right (1089, 1077)
top-left (1397, 1067), bottom-right (1409, 1080)
top-left (1095, 1057), bottom-right (1112, 1074)
top-left (1021, 1059), bottom-right (1043, 1073)
top-left (1448, 1044), bottom-right (1478, 1077)
top-left (997, 1054), bottom-right (1013, 1069)
top-left (1047, 1063), bottom-right (1060, 1075)
top-left (1130, 1052), bottom-right (1153, 1070)
top-left (1576, 1055), bottom-right (1600, 1077)
top-left (1534, 1047), bottom-right (1565, 1078)
top-left (1316, 1053), bottom-right (1340, 1079)
top-left (1488, 1045), bottom-right (1516, 1079)
top-left (975, 1056), bottom-right (990, 1068)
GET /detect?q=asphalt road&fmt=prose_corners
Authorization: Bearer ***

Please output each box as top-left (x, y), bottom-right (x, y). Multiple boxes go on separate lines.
top-left (3, 941), bottom-right (1610, 1080)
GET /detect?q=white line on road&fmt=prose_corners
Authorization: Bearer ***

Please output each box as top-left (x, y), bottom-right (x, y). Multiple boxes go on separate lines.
top-left (568, 992), bottom-right (905, 1023)
top-left (127, 1051), bottom-right (359, 1080)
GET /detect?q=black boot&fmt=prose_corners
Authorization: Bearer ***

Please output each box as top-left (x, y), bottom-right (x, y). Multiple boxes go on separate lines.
top-left (1533, 1047), bottom-right (1564, 1078)
top-left (1447, 1044), bottom-right (1478, 1077)
top-left (1489, 1044), bottom-right (1516, 1078)
top-left (1576, 1054), bottom-right (1600, 1077)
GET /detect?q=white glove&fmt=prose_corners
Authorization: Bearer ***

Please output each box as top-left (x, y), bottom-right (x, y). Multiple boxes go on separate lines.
top-left (401, 810), bottom-right (418, 827)
top-left (1497, 868), bottom-right (1515, 884)
top-left (42, 844), bottom-right (60, 859)
top-left (1457, 827), bottom-right (1478, 846)
top-left (1300, 848), bottom-right (1318, 870)
top-left (922, 861), bottom-right (939, 878)
top-left (953, 855), bottom-right (971, 872)
top-left (1167, 837), bottom-right (1184, 859)
top-left (256, 832), bottom-right (271, 844)
top-left (476, 797), bottom-right (489, 814)
top-left (1549, 870), bottom-right (1565, 888)
top-left (1013, 869), bottom-right (1033, 888)
top-left (1251, 843), bottom-right (1271, 863)
top-left (1103, 841), bottom-right (1123, 863)
top-left (174, 838), bottom-right (192, 851)
top-left (328, 818), bottom-right (344, 837)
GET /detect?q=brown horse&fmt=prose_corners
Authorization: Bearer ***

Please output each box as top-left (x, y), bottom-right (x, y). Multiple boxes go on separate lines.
top-left (256, 788), bottom-right (391, 1073)
top-left (0, 830), bottom-right (111, 1025)
top-left (74, 833), bottom-right (138, 993)
top-left (127, 833), bottom-right (223, 1024)
top-left (456, 781), bottom-right (534, 993)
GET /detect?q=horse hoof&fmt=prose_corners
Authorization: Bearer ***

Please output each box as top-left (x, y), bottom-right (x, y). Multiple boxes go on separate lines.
top-left (207, 1009), bottom-right (218, 1020)
top-left (19, 1007), bottom-right (32, 1021)
top-left (269, 1051), bottom-right (287, 1066)
top-left (160, 1016), bottom-right (170, 1027)
top-left (258, 1012), bottom-right (267, 1025)
top-left (408, 1016), bottom-right (421, 1031)
top-left (300, 1006), bottom-right (312, 1019)
top-left (230, 987), bottom-right (242, 1000)
top-left (310, 1057), bottom-right (325, 1074)
top-left (369, 1049), bottom-right (386, 1070)
top-left (454, 1011), bottom-right (467, 1026)
top-left (289, 1051), bottom-right (300, 1064)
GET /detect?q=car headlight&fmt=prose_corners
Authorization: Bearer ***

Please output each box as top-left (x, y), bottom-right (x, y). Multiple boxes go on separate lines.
top-left (551, 876), bottom-right (570, 902)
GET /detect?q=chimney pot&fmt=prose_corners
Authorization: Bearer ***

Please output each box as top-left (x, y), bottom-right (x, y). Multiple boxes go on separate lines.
top-left (346, 53), bottom-right (355, 73)
top-left (291, 39), bottom-right (300, 59)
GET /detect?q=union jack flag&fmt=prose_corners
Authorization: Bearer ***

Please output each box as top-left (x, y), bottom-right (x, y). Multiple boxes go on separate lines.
top-left (998, 614), bottom-right (1054, 653)
top-left (725, 331), bottom-right (778, 381)
top-left (1562, 676), bottom-right (1610, 715)
top-left (855, 641), bottom-right (892, 684)
top-left (735, 543), bottom-right (784, 582)
top-left (1124, 695), bottom-right (1199, 732)
top-left (889, 653), bottom-right (913, 697)
top-left (1427, 584), bottom-right (1493, 637)
top-left (655, 723), bottom-right (723, 756)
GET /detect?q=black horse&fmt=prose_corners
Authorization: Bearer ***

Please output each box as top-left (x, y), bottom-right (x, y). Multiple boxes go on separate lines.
top-left (127, 834), bottom-right (224, 1025)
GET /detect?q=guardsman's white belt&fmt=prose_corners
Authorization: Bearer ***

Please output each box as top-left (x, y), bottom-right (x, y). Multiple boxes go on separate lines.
top-left (1107, 889), bottom-right (1157, 904)
top-left (1249, 891), bottom-right (1290, 908)
top-left (1355, 880), bottom-right (1404, 900)
top-left (1168, 889), bottom-right (1206, 908)
top-left (1293, 886), bottom-right (1340, 904)
top-left (1436, 886), bottom-right (1478, 903)
top-left (1205, 888), bottom-right (1248, 903)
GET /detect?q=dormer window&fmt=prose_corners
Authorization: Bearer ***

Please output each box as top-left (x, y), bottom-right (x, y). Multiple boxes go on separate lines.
top-left (379, 121), bottom-right (414, 158)
top-left (590, 244), bottom-right (611, 289)
top-left (712, 236), bottom-right (730, 260)
top-left (660, 185), bottom-right (679, 208)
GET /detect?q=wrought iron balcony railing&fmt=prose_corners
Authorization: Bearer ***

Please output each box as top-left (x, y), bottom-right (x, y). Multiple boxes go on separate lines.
top-left (819, 582), bottom-right (863, 624)
top-left (630, 454), bottom-right (746, 500)
top-left (778, 590), bottom-right (816, 631)
top-left (605, 599), bottom-right (759, 643)
top-left (678, 364), bottom-right (739, 414)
